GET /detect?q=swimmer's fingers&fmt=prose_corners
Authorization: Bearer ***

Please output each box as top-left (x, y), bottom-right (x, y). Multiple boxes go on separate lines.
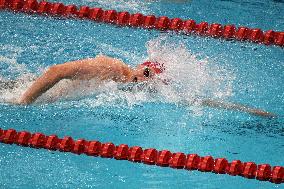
top-left (201, 99), bottom-right (277, 118)
top-left (249, 109), bottom-right (277, 118)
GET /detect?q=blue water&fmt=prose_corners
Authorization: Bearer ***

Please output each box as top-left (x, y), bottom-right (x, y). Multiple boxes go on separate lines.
top-left (0, 0), bottom-right (284, 188)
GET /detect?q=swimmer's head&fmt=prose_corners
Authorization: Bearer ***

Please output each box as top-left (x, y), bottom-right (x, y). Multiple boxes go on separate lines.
top-left (140, 61), bottom-right (164, 74)
top-left (131, 61), bottom-right (164, 82)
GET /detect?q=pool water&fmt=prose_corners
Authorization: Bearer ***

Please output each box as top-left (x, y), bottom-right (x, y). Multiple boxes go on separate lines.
top-left (0, 0), bottom-right (284, 188)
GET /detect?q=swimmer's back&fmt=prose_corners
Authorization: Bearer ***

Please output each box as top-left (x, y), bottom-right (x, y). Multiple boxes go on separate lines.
top-left (54, 55), bottom-right (131, 82)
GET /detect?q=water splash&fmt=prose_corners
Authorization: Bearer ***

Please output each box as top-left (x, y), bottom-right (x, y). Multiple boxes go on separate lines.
top-left (84, 0), bottom-right (152, 14)
top-left (145, 36), bottom-right (235, 105)
top-left (0, 37), bottom-right (235, 111)
top-left (54, 36), bottom-right (235, 111)
top-left (0, 45), bottom-right (36, 103)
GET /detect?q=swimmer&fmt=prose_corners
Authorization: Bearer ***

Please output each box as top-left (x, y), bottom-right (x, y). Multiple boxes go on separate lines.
top-left (18, 55), bottom-right (275, 117)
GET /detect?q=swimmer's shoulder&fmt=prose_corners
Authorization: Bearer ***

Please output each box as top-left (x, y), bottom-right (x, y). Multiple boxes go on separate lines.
top-left (93, 55), bottom-right (131, 71)
top-left (93, 55), bottom-right (132, 82)
top-left (69, 55), bottom-right (127, 68)
top-left (66, 55), bottom-right (131, 79)
top-left (94, 55), bottom-right (126, 65)
top-left (63, 55), bottom-right (109, 65)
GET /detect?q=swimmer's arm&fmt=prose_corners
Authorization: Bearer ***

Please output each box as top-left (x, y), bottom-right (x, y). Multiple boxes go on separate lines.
top-left (19, 63), bottom-right (81, 104)
top-left (201, 99), bottom-right (276, 117)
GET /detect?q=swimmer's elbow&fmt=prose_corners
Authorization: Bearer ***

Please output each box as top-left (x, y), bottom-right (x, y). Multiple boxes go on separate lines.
top-left (48, 65), bottom-right (66, 79)
top-left (47, 64), bottom-right (75, 80)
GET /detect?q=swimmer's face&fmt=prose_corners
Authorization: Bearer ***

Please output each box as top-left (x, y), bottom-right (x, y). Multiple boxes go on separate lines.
top-left (131, 65), bottom-right (155, 82)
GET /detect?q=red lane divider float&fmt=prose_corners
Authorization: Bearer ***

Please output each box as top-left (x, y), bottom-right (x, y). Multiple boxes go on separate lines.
top-left (0, 128), bottom-right (283, 184)
top-left (0, 0), bottom-right (284, 47)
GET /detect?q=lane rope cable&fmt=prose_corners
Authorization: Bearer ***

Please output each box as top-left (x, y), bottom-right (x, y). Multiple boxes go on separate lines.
top-left (0, 128), bottom-right (283, 184)
top-left (0, 0), bottom-right (283, 47)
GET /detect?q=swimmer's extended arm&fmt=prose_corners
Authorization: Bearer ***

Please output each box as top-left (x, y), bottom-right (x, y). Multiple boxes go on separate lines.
top-left (19, 62), bottom-right (82, 104)
top-left (19, 56), bottom-right (131, 104)
top-left (201, 99), bottom-right (275, 117)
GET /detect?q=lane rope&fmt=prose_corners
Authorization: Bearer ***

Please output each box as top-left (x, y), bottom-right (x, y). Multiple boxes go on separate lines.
top-left (0, 128), bottom-right (283, 184)
top-left (0, 0), bottom-right (283, 184)
top-left (0, 0), bottom-right (283, 47)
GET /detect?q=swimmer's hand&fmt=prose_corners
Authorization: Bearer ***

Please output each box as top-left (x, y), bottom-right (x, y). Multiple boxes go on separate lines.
top-left (201, 99), bottom-right (276, 118)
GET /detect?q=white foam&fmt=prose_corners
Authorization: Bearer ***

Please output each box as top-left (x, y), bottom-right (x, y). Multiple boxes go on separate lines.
top-left (84, 0), bottom-right (152, 14)
top-left (145, 36), bottom-right (235, 104)
top-left (0, 45), bottom-right (36, 103)
top-left (0, 37), bottom-right (235, 112)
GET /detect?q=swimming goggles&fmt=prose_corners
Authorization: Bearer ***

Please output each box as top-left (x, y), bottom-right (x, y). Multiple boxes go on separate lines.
top-left (143, 67), bottom-right (151, 78)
